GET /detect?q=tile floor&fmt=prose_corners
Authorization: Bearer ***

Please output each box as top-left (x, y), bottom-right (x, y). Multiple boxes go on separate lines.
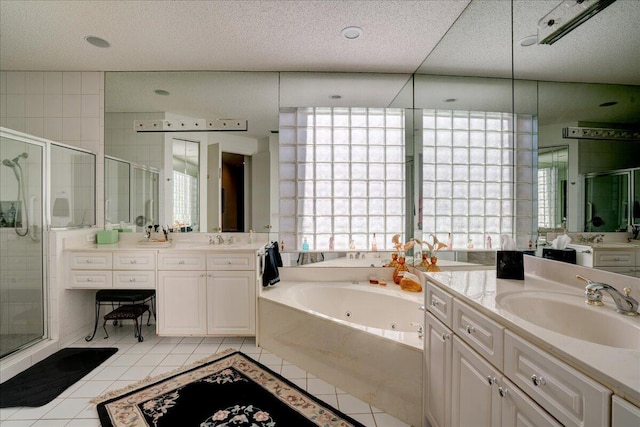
top-left (0, 324), bottom-right (411, 426)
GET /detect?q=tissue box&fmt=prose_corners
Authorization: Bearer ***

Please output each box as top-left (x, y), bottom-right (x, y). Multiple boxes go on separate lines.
top-left (542, 248), bottom-right (576, 264)
top-left (496, 250), bottom-right (524, 280)
top-left (96, 230), bottom-right (119, 244)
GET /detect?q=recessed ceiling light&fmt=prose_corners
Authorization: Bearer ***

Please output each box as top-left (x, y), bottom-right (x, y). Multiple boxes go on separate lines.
top-left (84, 35), bottom-right (110, 48)
top-left (444, 98), bottom-right (457, 103)
top-left (599, 101), bottom-right (617, 107)
top-left (341, 26), bottom-right (363, 40)
top-left (330, 95), bottom-right (342, 99)
top-left (154, 89), bottom-right (170, 96)
top-left (519, 35), bottom-right (538, 47)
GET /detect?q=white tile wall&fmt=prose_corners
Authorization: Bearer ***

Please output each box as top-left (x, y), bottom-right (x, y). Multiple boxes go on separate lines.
top-left (105, 112), bottom-right (164, 170)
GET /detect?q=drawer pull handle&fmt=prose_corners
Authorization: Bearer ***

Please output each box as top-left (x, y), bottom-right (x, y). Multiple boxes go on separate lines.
top-left (178, 260), bottom-right (185, 264)
top-left (130, 260), bottom-right (137, 264)
top-left (442, 333), bottom-right (450, 341)
top-left (531, 374), bottom-right (546, 387)
top-left (498, 387), bottom-right (508, 397)
top-left (431, 299), bottom-right (439, 307)
top-left (87, 278), bottom-right (92, 282)
top-left (418, 305), bottom-right (426, 311)
top-left (129, 278), bottom-right (135, 282)
top-left (228, 261), bottom-right (232, 264)
top-left (487, 376), bottom-right (496, 385)
top-left (86, 259), bottom-right (92, 263)
top-left (465, 325), bottom-right (475, 334)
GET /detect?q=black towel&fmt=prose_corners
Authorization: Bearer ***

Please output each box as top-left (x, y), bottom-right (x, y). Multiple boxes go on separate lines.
top-left (263, 246), bottom-right (280, 287)
top-left (272, 241), bottom-right (283, 267)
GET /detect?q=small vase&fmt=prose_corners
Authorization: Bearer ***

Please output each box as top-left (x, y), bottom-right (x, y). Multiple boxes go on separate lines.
top-left (385, 253), bottom-right (399, 268)
top-left (426, 256), bottom-right (441, 272)
top-left (419, 252), bottom-right (429, 268)
top-left (393, 256), bottom-right (409, 284)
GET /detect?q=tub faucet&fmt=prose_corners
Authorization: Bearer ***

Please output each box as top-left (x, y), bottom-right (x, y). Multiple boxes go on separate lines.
top-left (577, 275), bottom-right (639, 316)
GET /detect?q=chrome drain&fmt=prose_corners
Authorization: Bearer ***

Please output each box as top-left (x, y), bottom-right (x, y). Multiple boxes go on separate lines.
top-left (390, 323), bottom-right (397, 330)
top-left (345, 311), bottom-right (352, 318)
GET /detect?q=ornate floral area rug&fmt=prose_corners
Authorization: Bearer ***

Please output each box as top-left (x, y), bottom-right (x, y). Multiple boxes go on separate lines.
top-left (94, 349), bottom-right (365, 427)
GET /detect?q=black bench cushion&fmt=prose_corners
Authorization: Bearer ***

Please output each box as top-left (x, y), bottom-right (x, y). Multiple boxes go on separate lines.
top-left (95, 289), bottom-right (155, 303)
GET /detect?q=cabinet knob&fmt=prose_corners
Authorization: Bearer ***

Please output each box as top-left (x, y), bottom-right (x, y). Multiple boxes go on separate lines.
top-left (87, 278), bottom-right (93, 282)
top-left (498, 387), bottom-right (508, 397)
top-left (130, 278), bottom-right (135, 282)
top-left (178, 260), bottom-right (185, 264)
top-left (431, 299), bottom-right (439, 306)
top-left (86, 259), bottom-right (92, 263)
top-left (228, 260), bottom-right (232, 264)
top-left (531, 374), bottom-right (546, 387)
top-left (130, 260), bottom-right (137, 264)
top-left (487, 376), bottom-right (496, 385)
top-left (418, 305), bottom-right (426, 311)
top-left (465, 325), bottom-right (475, 334)
top-left (442, 333), bottom-right (450, 341)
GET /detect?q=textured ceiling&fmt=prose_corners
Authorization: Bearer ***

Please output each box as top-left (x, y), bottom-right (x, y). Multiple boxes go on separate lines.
top-left (0, 0), bottom-right (470, 73)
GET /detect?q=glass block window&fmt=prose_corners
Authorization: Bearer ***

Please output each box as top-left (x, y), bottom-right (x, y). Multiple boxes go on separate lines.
top-left (173, 170), bottom-right (198, 227)
top-left (279, 107), bottom-right (405, 251)
top-left (421, 110), bottom-right (537, 248)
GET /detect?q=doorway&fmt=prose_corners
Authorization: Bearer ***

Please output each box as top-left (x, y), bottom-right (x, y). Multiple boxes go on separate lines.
top-left (221, 153), bottom-right (245, 232)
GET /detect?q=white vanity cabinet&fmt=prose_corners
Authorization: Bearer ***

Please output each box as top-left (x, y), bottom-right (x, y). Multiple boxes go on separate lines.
top-left (67, 250), bottom-right (156, 289)
top-left (157, 253), bottom-right (208, 335)
top-left (156, 251), bottom-right (258, 336)
top-left (424, 282), bottom-right (611, 427)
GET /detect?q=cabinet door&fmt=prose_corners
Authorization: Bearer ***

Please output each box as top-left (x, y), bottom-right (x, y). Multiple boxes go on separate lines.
top-left (207, 270), bottom-right (255, 335)
top-left (424, 312), bottom-right (452, 427)
top-left (612, 395), bottom-right (640, 427)
top-left (452, 336), bottom-right (501, 427)
top-left (500, 377), bottom-right (562, 427)
top-left (157, 271), bottom-right (207, 335)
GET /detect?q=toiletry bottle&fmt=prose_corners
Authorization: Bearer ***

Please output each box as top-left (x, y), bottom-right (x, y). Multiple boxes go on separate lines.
top-left (302, 238), bottom-right (309, 251)
top-left (371, 233), bottom-right (378, 251)
top-left (249, 229), bottom-right (254, 243)
top-left (467, 239), bottom-right (474, 249)
top-left (486, 235), bottom-right (492, 249)
top-left (280, 241), bottom-right (285, 251)
top-left (349, 240), bottom-right (356, 250)
top-left (447, 232), bottom-right (453, 250)
top-left (329, 235), bottom-right (334, 250)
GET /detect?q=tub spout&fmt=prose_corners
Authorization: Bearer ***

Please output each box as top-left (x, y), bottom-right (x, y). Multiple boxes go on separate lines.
top-left (411, 322), bottom-right (424, 339)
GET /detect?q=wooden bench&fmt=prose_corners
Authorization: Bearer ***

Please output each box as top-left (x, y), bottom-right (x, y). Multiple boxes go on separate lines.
top-left (103, 304), bottom-right (150, 342)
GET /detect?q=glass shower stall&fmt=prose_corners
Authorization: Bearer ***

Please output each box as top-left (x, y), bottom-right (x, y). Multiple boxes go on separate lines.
top-left (0, 132), bottom-right (45, 358)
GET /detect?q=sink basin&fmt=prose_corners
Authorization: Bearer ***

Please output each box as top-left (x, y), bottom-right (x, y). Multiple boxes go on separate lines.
top-left (496, 291), bottom-right (640, 349)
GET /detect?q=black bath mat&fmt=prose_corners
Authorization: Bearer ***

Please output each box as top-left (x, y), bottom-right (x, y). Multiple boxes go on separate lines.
top-left (0, 347), bottom-right (118, 408)
top-left (95, 349), bottom-right (364, 427)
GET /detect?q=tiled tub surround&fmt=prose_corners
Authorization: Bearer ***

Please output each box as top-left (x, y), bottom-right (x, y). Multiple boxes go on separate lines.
top-left (425, 255), bottom-right (640, 426)
top-left (258, 267), bottom-right (426, 427)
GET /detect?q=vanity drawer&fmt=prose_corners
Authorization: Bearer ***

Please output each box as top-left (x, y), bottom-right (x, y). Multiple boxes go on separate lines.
top-left (504, 331), bottom-right (610, 427)
top-left (593, 251), bottom-right (634, 267)
top-left (113, 251), bottom-right (156, 270)
top-left (452, 299), bottom-right (504, 369)
top-left (157, 252), bottom-right (206, 270)
top-left (426, 283), bottom-right (454, 328)
top-left (69, 270), bottom-right (112, 288)
top-left (113, 270), bottom-right (156, 289)
top-left (207, 253), bottom-right (255, 271)
top-left (68, 252), bottom-right (112, 270)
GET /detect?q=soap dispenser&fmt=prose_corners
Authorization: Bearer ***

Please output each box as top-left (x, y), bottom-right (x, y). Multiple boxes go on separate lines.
top-left (371, 233), bottom-right (378, 251)
top-left (302, 237), bottom-right (309, 251)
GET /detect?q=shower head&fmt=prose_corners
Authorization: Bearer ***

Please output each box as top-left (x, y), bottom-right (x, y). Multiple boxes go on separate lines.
top-left (3, 158), bottom-right (20, 180)
top-left (13, 152), bottom-right (28, 163)
top-left (2, 159), bottom-right (15, 167)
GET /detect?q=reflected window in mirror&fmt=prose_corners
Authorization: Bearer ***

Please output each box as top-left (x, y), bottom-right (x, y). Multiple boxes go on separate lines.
top-left (105, 157), bottom-right (130, 225)
top-left (279, 107), bottom-right (405, 251)
top-left (537, 146), bottom-right (568, 230)
top-left (585, 170), bottom-right (630, 232)
top-left (133, 165), bottom-right (159, 230)
top-left (420, 110), bottom-right (537, 249)
top-left (173, 138), bottom-right (199, 232)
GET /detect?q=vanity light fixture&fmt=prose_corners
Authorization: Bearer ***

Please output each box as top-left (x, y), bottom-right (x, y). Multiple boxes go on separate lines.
top-left (563, 126), bottom-right (640, 141)
top-left (537, 0), bottom-right (616, 45)
top-left (84, 35), bottom-right (110, 48)
top-left (341, 26), bottom-right (363, 40)
top-left (134, 118), bottom-right (248, 132)
top-left (154, 89), bottom-right (170, 96)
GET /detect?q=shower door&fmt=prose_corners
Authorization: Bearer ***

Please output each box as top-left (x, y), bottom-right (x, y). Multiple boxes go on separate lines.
top-left (0, 132), bottom-right (45, 358)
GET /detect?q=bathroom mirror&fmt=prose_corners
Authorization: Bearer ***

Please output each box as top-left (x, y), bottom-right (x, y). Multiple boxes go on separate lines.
top-left (634, 169), bottom-right (640, 226)
top-left (104, 156), bottom-right (130, 225)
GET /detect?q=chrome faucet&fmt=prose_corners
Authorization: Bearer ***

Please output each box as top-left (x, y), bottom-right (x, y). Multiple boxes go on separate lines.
top-left (227, 235), bottom-right (234, 245)
top-left (577, 275), bottom-right (639, 316)
top-left (216, 235), bottom-right (224, 245)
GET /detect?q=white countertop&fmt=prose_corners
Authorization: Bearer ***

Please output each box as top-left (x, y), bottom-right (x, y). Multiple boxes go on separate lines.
top-left (425, 268), bottom-right (640, 406)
